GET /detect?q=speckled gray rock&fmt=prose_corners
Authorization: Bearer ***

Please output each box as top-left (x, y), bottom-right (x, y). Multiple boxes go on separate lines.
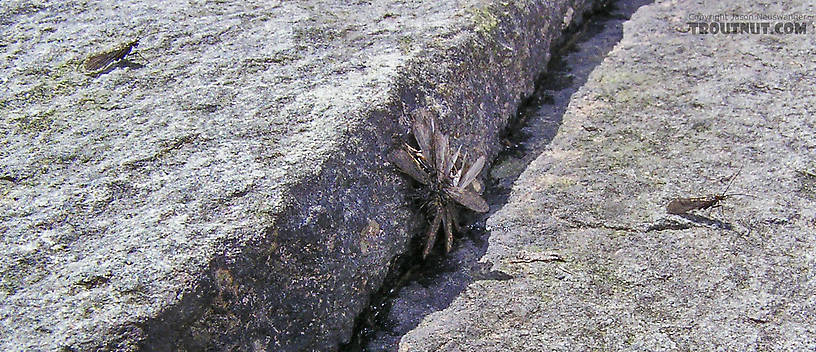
top-left (0, 0), bottom-right (598, 350)
top-left (400, 0), bottom-right (816, 351)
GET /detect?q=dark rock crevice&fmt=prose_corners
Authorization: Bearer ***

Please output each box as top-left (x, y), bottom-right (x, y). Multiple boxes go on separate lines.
top-left (124, 1), bottom-right (605, 349)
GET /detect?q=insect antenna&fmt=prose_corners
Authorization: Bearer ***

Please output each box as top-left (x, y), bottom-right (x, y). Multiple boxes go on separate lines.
top-left (718, 165), bottom-right (743, 197)
top-left (714, 165), bottom-right (746, 218)
top-left (132, 50), bottom-right (148, 63)
top-left (722, 192), bottom-right (755, 198)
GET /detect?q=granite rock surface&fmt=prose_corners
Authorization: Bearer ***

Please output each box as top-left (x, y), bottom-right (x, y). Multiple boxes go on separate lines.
top-left (0, 0), bottom-right (597, 350)
top-left (400, 0), bottom-right (816, 350)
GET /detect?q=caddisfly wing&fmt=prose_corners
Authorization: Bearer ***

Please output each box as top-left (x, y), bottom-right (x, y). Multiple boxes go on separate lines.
top-left (459, 155), bottom-right (485, 189)
top-left (446, 187), bottom-right (489, 213)
top-left (389, 146), bottom-right (429, 184)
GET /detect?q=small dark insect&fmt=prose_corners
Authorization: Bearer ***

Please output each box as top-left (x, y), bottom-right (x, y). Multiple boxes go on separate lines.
top-left (666, 166), bottom-right (744, 215)
top-left (390, 109), bottom-right (489, 259)
top-left (82, 39), bottom-right (141, 73)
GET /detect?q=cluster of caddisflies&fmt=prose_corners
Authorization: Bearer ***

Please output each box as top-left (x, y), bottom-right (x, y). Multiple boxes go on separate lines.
top-left (389, 110), bottom-right (489, 259)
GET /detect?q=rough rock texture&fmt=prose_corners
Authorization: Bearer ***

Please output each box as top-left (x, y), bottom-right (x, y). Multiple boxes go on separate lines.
top-left (400, 0), bottom-right (816, 351)
top-left (353, 1), bottom-right (648, 351)
top-left (0, 0), bottom-right (599, 350)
